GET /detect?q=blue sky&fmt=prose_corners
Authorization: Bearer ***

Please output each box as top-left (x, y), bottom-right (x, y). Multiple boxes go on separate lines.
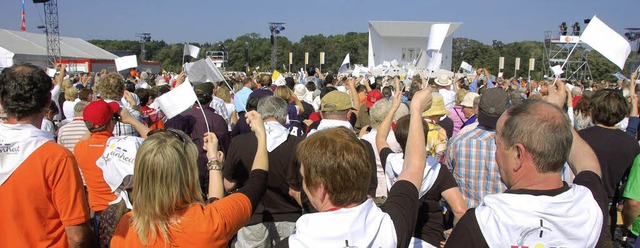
top-left (1, 0), bottom-right (638, 45)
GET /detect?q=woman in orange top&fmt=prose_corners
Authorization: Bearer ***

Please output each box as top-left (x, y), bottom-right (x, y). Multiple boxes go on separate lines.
top-left (110, 111), bottom-right (269, 247)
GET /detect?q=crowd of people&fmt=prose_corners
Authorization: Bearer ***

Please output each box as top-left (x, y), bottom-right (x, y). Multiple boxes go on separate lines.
top-left (1, 62), bottom-right (639, 248)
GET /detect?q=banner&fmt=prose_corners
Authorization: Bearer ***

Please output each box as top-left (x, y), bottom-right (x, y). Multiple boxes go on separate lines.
top-left (289, 52), bottom-right (293, 65)
top-left (498, 57), bottom-right (505, 70)
top-left (515, 58), bottom-right (520, 70)
top-left (320, 52), bottom-right (325, 64)
top-left (460, 61), bottom-right (473, 72)
top-left (529, 58), bottom-right (535, 71)
top-left (304, 52), bottom-right (309, 65)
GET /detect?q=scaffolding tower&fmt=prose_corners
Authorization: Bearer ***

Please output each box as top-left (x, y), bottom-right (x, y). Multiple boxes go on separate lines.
top-left (42, 0), bottom-right (61, 67)
top-left (543, 31), bottom-right (593, 81)
top-left (206, 51), bottom-right (228, 71)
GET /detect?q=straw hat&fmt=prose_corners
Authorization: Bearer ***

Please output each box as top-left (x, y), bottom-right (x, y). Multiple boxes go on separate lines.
top-left (422, 94), bottom-right (448, 117)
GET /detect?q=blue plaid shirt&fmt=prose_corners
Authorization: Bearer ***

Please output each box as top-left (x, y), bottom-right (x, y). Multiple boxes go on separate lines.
top-left (444, 126), bottom-right (507, 208)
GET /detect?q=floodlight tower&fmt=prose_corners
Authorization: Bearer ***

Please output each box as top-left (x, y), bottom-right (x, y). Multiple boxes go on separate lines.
top-left (270, 22), bottom-right (286, 71)
top-left (34, 0), bottom-right (60, 67)
top-left (625, 28), bottom-right (640, 73)
top-left (136, 33), bottom-right (151, 61)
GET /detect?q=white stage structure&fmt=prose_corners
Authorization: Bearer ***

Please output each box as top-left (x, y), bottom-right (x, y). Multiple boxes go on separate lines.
top-left (368, 21), bottom-right (462, 70)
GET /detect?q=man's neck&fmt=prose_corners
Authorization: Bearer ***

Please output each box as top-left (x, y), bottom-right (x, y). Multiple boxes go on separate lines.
top-left (509, 172), bottom-right (564, 191)
top-left (5, 114), bottom-right (44, 128)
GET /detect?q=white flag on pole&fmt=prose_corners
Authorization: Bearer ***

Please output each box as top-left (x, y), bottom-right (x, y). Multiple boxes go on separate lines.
top-left (498, 57), bottom-right (505, 70)
top-left (338, 54), bottom-right (350, 74)
top-left (515, 58), bottom-right (521, 70)
top-left (460, 61), bottom-right (473, 72)
top-left (426, 23), bottom-right (450, 51)
top-left (550, 65), bottom-right (564, 76)
top-left (183, 44), bottom-right (200, 58)
top-left (289, 52), bottom-right (293, 65)
top-left (580, 16), bottom-right (631, 69)
top-left (320, 52), bottom-right (325, 64)
top-left (184, 58), bottom-right (225, 85)
top-left (341, 54), bottom-right (350, 66)
top-left (304, 53), bottom-right (309, 65)
top-left (115, 55), bottom-right (138, 72)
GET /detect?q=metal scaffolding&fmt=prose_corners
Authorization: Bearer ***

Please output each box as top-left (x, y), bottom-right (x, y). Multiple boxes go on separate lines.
top-left (543, 30), bottom-right (592, 81)
top-left (43, 0), bottom-right (61, 67)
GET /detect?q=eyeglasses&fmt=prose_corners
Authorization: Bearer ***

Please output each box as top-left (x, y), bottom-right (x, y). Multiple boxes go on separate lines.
top-left (147, 128), bottom-right (188, 150)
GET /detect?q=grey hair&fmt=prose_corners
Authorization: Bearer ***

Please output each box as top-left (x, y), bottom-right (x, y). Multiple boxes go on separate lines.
top-left (257, 96), bottom-right (288, 125)
top-left (369, 99), bottom-right (392, 129)
top-left (499, 100), bottom-right (572, 173)
top-left (74, 101), bottom-right (89, 116)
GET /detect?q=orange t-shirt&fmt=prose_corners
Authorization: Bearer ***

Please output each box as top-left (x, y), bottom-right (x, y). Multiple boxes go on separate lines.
top-left (110, 193), bottom-right (252, 247)
top-left (74, 131), bottom-right (118, 212)
top-left (0, 142), bottom-right (90, 248)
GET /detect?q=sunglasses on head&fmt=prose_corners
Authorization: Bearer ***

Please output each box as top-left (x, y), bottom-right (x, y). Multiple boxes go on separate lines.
top-left (148, 129), bottom-right (188, 150)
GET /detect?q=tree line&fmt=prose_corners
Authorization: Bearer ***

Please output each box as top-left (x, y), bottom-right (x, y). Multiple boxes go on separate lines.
top-left (89, 33), bottom-right (631, 81)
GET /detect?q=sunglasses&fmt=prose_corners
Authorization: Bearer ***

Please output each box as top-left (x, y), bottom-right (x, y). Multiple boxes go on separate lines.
top-left (147, 128), bottom-right (188, 150)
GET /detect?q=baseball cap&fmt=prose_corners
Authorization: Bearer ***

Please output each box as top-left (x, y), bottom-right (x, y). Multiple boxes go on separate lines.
top-left (83, 99), bottom-right (120, 128)
top-left (321, 90), bottom-right (354, 112)
top-left (366, 90), bottom-right (383, 108)
top-left (478, 87), bottom-right (509, 129)
top-left (194, 82), bottom-right (214, 95)
top-left (460, 92), bottom-right (480, 108)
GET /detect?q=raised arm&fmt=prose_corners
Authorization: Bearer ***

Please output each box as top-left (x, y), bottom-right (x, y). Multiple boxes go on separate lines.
top-left (547, 79), bottom-right (601, 177)
top-left (204, 132), bottom-right (225, 200)
top-left (118, 107), bottom-right (150, 138)
top-left (396, 87), bottom-right (432, 190)
top-left (347, 77), bottom-right (360, 113)
top-left (245, 111), bottom-right (267, 172)
top-left (376, 89), bottom-right (403, 153)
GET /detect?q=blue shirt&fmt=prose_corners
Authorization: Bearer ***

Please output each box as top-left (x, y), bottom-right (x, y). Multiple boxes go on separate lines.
top-left (233, 86), bottom-right (253, 113)
top-left (469, 78), bottom-right (494, 93)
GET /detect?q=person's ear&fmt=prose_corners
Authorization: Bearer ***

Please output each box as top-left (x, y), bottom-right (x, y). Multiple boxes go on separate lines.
top-left (513, 144), bottom-right (526, 172)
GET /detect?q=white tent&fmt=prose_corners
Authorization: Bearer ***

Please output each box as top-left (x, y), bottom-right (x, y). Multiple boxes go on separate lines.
top-left (0, 28), bottom-right (117, 69)
top-left (368, 21), bottom-right (462, 70)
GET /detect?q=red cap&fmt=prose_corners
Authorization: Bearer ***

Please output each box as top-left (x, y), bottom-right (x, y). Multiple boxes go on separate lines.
top-left (83, 99), bottom-right (120, 128)
top-left (366, 90), bottom-right (383, 108)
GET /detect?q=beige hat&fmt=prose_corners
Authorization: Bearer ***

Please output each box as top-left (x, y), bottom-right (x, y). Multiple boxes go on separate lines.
top-left (434, 74), bottom-right (452, 86)
top-left (422, 94), bottom-right (448, 117)
top-left (460, 92), bottom-right (480, 108)
top-left (321, 91), bottom-right (354, 112)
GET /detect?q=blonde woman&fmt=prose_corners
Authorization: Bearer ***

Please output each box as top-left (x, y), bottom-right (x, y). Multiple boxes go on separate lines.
top-left (216, 85), bottom-right (237, 131)
top-left (62, 86), bottom-right (80, 122)
top-left (110, 111), bottom-right (268, 247)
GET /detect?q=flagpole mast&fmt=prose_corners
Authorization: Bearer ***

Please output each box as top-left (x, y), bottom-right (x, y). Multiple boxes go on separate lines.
top-left (181, 43), bottom-right (186, 72)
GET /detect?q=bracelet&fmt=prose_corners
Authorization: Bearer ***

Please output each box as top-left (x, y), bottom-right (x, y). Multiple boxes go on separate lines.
top-left (207, 159), bottom-right (222, 171)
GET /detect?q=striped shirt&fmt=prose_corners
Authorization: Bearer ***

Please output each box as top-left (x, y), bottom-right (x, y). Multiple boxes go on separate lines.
top-left (57, 117), bottom-right (89, 153)
top-left (444, 126), bottom-right (507, 209)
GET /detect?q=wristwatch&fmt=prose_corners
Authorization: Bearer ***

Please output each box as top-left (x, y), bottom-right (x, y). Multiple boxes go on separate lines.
top-left (207, 159), bottom-right (222, 171)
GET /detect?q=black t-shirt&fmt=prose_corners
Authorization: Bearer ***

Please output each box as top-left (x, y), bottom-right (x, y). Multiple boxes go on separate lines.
top-left (380, 147), bottom-right (459, 246)
top-left (437, 116), bottom-right (454, 139)
top-left (579, 126), bottom-right (640, 201)
top-left (444, 171), bottom-right (608, 248)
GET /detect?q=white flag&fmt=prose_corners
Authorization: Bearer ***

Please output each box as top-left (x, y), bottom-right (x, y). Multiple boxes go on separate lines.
top-left (154, 82), bottom-right (197, 119)
top-left (320, 52), bottom-right (325, 64)
top-left (289, 52), bottom-right (293, 65)
top-left (427, 23), bottom-right (450, 51)
top-left (550, 65), bottom-right (564, 76)
top-left (341, 54), bottom-right (350, 66)
top-left (460, 61), bottom-right (473, 72)
top-left (304, 52), bottom-right (309, 65)
top-left (46, 68), bottom-right (57, 77)
top-left (498, 57), bottom-right (505, 70)
top-left (183, 44), bottom-right (200, 58)
top-left (114, 55), bottom-right (138, 72)
top-left (515, 58), bottom-right (521, 70)
top-left (427, 52), bottom-right (443, 72)
top-left (580, 16), bottom-right (631, 69)
top-left (184, 58), bottom-right (225, 85)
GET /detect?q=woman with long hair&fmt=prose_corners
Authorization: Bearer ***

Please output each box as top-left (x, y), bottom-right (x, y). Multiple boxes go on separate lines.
top-left (110, 111), bottom-right (268, 247)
